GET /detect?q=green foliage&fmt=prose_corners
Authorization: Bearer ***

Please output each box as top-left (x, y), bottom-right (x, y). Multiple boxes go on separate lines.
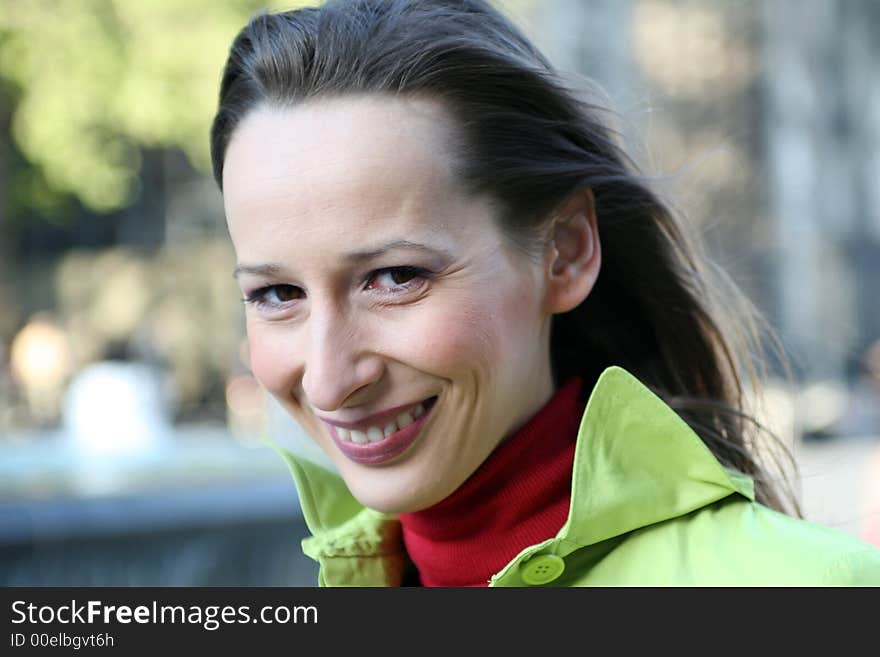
top-left (0, 0), bottom-right (311, 213)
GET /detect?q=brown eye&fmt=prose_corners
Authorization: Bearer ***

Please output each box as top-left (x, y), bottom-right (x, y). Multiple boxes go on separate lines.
top-left (366, 266), bottom-right (427, 291)
top-left (244, 284), bottom-right (304, 308)
top-left (389, 268), bottom-right (418, 285)
top-left (272, 284), bottom-right (302, 302)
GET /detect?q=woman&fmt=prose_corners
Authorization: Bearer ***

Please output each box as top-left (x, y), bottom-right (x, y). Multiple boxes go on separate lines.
top-left (210, 0), bottom-right (880, 586)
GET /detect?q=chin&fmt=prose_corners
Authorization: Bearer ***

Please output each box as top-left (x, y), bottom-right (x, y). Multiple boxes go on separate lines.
top-left (346, 474), bottom-right (449, 515)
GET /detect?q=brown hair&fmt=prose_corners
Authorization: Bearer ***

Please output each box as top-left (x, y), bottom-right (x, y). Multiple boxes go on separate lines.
top-left (210, 0), bottom-right (798, 514)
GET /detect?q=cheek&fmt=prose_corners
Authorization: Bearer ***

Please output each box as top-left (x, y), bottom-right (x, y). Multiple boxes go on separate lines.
top-left (246, 322), bottom-right (302, 397)
top-left (389, 293), bottom-right (518, 378)
top-left (427, 276), bottom-right (543, 375)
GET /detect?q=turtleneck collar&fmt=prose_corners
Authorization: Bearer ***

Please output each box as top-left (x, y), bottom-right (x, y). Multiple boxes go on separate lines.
top-left (397, 377), bottom-right (584, 587)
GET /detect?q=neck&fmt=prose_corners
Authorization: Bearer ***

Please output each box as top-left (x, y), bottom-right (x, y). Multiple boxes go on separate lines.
top-left (398, 377), bottom-right (583, 587)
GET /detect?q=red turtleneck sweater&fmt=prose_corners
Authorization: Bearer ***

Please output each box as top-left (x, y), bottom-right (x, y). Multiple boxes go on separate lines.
top-left (397, 377), bottom-right (584, 587)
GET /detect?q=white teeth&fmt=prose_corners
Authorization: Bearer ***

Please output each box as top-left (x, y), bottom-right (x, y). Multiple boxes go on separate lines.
top-left (335, 400), bottom-right (431, 445)
top-left (397, 411), bottom-right (414, 429)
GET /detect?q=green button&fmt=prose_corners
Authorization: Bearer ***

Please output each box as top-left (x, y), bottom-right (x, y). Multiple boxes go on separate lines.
top-left (520, 554), bottom-right (565, 585)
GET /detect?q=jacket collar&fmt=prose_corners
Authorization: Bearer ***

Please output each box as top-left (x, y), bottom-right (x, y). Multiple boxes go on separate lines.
top-left (272, 366), bottom-right (754, 586)
top-left (560, 365), bottom-right (754, 546)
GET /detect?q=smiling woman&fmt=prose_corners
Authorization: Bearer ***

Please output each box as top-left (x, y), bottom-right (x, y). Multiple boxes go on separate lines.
top-left (223, 97), bottom-right (563, 514)
top-left (210, 0), bottom-right (880, 586)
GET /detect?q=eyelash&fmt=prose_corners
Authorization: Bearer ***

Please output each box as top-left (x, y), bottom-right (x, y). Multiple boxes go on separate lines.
top-left (364, 266), bottom-right (430, 295)
top-left (243, 266), bottom-right (431, 311)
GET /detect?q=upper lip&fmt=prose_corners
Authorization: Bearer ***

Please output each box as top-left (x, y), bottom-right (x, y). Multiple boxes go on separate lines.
top-left (318, 397), bottom-right (434, 431)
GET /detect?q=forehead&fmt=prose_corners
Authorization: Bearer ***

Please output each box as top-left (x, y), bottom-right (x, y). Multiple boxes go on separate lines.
top-left (222, 96), bottom-right (463, 240)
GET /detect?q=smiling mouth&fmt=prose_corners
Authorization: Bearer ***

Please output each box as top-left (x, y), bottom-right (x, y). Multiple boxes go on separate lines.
top-left (335, 397), bottom-right (435, 443)
top-left (326, 396), bottom-right (438, 465)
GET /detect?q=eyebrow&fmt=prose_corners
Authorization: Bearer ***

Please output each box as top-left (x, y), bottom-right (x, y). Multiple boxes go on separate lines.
top-left (343, 240), bottom-right (450, 262)
top-left (232, 240), bottom-right (450, 278)
top-left (233, 263), bottom-right (282, 278)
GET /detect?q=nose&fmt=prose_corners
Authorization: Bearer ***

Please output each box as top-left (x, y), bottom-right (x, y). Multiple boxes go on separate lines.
top-left (300, 304), bottom-right (384, 412)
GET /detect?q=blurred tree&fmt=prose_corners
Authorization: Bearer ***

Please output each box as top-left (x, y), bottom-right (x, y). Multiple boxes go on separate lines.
top-left (0, 0), bottom-right (306, 216)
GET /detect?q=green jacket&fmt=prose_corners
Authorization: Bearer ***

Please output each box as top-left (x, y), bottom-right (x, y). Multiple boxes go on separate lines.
top-left (276, 366), bottom-right (880, 586)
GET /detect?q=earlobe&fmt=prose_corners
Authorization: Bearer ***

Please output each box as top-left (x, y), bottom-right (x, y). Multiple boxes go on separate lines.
top-left (544, 188), bottom-right (601, 314)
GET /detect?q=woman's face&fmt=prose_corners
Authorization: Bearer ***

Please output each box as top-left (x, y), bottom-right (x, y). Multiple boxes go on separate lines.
top-left (223, 96), bottom-right (556, 513)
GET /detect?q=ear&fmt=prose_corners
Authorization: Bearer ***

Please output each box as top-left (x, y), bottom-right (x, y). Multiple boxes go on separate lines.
top-left (542, 188), bottom-right (601, 314)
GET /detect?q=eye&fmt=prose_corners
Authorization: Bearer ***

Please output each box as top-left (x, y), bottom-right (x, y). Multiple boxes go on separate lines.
top-left (244, 284), bottom-right (304, 308)
top-left (364, 266), bottom-right (429, 292)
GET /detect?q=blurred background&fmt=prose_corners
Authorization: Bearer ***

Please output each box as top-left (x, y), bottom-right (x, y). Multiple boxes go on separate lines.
top-left (1, 0), bottom-right (878, 585)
